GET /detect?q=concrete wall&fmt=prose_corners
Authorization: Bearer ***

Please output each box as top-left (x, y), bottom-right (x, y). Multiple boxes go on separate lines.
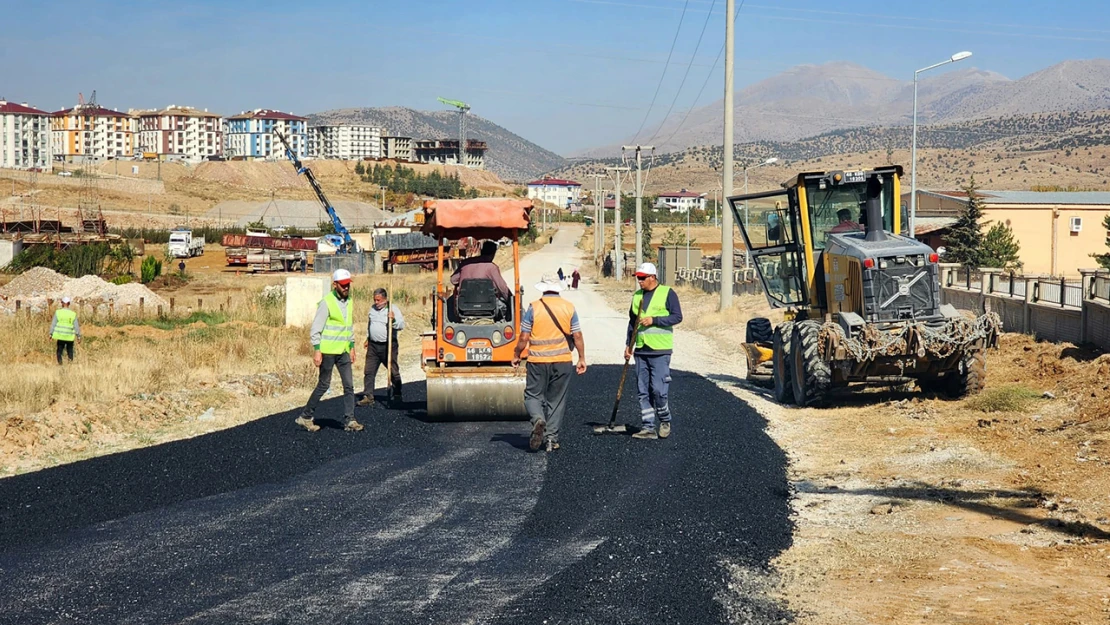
top-left (0, 239), bottom-right (23, 267)
top-left (285, 276), bottom-right (327, 328)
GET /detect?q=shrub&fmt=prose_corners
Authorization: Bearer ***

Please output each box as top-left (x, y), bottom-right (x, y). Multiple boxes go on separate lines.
top-left (140, 255), bottom-right (162, 284)
top-left (110, 274), bottom-right (133, 285)
top-left (965, 385), bottom-right (1040, 413)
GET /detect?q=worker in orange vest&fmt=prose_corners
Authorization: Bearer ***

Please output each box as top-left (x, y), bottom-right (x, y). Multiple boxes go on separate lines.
top-left (512, 273), bottom-right (587, 452)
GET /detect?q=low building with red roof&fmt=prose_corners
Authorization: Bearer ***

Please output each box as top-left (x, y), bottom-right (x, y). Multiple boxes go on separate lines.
top-left (526, 177), bottom-right (582, 209)
top-left (654, 189), bottom-right (706, 213)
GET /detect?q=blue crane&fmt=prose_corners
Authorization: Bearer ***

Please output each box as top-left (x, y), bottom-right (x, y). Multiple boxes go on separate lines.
top-left (274, 130), bottom-right (360, 254)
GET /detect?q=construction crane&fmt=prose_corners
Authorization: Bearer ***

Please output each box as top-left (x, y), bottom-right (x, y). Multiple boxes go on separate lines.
top-left (437, 97), bottom-right (471, 168)
top-left (274, 130), bottom-right (360, 254)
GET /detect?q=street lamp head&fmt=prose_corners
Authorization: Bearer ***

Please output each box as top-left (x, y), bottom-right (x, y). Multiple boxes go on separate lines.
top-left (950, 51), bottom-right (972, 62)
top-left (764, 157), bottom-right (779, 165)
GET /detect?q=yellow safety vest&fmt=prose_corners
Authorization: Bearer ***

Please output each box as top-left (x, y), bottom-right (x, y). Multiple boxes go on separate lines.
top-left (631, 285), bottom-right (674, 351)
top-left (52, 308), bottom-right (77, 342)
top-left (319, 293), bottom-right (354, 355)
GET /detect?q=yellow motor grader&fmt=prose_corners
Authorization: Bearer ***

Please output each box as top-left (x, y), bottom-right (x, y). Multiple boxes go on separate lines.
top-left (729, 166), bottom-right (999, 407)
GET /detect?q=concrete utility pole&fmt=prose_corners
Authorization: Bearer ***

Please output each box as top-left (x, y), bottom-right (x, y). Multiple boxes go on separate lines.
top-left (721, 0), bottom-right (736, 310)
top-left (587, 173), bottom-right (605, 261)
top-left (607, 166), bottom-right (630, 278)
top-left (621, 144), bottom-right (653, 268)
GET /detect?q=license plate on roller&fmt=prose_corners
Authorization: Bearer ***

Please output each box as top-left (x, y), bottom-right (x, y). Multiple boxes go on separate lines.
top-left (466, 347), bottom-right (493, 361)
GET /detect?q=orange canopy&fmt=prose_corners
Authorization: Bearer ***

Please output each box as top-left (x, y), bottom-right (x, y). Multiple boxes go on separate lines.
top-left (421, 199), bottom-right (533, 239)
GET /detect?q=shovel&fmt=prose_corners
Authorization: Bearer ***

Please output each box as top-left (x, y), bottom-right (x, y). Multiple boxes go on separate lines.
top-left (593, 300), bottom-right (647, 435)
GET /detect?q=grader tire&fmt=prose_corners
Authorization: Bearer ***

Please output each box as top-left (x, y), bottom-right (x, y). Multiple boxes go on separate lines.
top-left (791, 320), bottom-right (833, 408)
top-left (943, 349), bottom-right (987, 398)
top-left (772, 322), bottom-right (795, 405)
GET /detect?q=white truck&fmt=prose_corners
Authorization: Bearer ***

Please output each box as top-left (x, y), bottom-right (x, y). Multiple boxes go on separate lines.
top-left (167, 230), bottom-right (205, 258)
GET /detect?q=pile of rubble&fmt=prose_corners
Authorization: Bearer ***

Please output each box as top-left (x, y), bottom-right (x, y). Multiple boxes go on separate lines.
top-left (0, 267), bottom-right (168, 315)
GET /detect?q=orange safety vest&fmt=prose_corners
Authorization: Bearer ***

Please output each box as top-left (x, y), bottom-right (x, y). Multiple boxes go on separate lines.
top-left (527, 296), bottom-right (576, 363)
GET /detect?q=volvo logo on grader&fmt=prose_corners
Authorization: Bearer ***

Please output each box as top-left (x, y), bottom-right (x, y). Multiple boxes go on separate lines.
top-left (731, 166), bottom-right (1001, 407)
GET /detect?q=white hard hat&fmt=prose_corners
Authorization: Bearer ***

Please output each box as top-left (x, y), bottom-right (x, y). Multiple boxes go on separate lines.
top-left (61, 296), bottom-right (72, 304)
top-left (535, 273), bottom-right (565, 293)
top-left (332, 268), bottom-right (352, 284)
top-left (635, 262), bottom-right (657, 277)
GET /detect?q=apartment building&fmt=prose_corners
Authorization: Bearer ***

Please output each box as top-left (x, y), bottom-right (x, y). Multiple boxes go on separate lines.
top-left (526, 178), bottom-right (582, 208)
top-left (0, 100), bottom-right (52, 169)
top-left (225, 109), bottom-right (307, 159)
top-left (414, 139), bottom-right (486, 169)
top-left (310, 124), bottom-right (383, 160)
top-left (381, 135), bottom-right (413, 161)
top-left (655, 190), bottom-right (707, 213)
top-left (51, 102), bottom-right (136, 162)
top-left (135, 105), bottom-right (224, 161)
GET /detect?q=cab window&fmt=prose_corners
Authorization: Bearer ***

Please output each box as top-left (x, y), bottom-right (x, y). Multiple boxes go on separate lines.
top-left (803, 174), bottom-right (895, 249)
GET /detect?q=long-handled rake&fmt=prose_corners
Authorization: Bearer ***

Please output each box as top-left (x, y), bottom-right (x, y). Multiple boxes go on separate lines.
top-left (593, 300), bottom-right (647, 435)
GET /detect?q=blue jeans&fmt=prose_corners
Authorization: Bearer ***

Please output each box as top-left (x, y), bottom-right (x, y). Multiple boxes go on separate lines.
top-left (635, 353), bottom-right (672, 431)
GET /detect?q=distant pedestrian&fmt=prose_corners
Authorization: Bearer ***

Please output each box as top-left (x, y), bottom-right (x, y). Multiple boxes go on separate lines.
top-left (602, 254), bottom-right (613, 278)
top-left (557, 267), bottom-right (565, 283)
top-left (571, 268), bottom-right (580, 289)
top-left (178, 260), bottom-right (186, 274)
top-left (295, 269), bottom-right (361, 432)
top-left (625, 262), bottom-right (683, 440)
top-left (359, 288), bottom-right (405, 407)
top-left (512, 273), bottom-right (587, 452)
top-left (50, 297), bottom-right (80, 365)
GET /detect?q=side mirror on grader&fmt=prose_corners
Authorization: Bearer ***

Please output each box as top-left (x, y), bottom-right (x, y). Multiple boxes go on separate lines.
top-left (728, 166), bottom-right (1000, 407)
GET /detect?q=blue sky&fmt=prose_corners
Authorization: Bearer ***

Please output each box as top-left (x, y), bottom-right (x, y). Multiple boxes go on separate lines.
top-left (2, 0), bottom-right (1108, 155)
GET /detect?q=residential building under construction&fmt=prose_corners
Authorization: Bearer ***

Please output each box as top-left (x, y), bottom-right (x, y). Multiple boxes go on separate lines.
top-left (309, 124), bottom-right (383, 160)
top-left (414, 139), bottom-right (486, 169)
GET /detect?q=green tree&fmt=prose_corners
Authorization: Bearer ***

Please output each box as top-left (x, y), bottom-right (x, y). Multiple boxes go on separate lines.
top-left (354, 161), bottom-right (365, 176)
top-left (660, 225), bottom-right (695, 247)
top-left (317, 220), bottom-right (337, 235)
top-left (943, 175), bottom-right (985, 266)
top-left (1091, 214), bottom-right (1110, 269)
top-left (980, 222), bottom-right (1022, 269)
top-left (642, 220), bottom-right (655, 261)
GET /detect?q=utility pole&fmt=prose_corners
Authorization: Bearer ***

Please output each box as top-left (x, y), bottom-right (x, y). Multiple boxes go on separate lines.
top-left (721, 0), bottom-right (736, 310)
top-left (606, 166), bottom-right (630, 278)
top-left (587, 173), bottom-right (605, 261)
top-left (622, 145), bottom-right (653, 268)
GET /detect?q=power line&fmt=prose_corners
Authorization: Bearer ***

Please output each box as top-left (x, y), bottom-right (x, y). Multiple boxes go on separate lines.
top-left (647, 0), bottom-right (717, 145)
top-left (630, 0), bottom-right (690, 144)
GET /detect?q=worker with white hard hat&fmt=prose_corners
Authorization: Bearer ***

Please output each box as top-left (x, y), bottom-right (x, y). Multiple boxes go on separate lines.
top-left (295, 268), bottom-right (363, 432)
top-left (624, 262), bottom-right (683, 440)
top-left (49, 296), bottom-right (81, 365)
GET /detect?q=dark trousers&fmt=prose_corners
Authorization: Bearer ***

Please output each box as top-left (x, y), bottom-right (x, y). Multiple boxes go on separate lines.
top-left (363, 339), bottom-right (401, 398)
top-left (524, 360), bottom-right (573, 443)
top-left (55, 340), bottom-right (74, 365)
top-left (303, 352), bottom-right (355, 421)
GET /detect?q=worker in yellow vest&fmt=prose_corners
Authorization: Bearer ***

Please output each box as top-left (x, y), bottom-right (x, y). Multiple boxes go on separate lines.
top-left (512, 273), bottom-right (587, 452)
top-left (49, 296), bottom-right (81, 365)
top-left (624, 262), bottom-right (683, 440)
top-left (295, 269), bottom-right (362, 433)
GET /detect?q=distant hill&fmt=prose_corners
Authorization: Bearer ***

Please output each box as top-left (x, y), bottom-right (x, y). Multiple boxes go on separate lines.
top-left (576, 59), bottom-right (1110, 157)
top-left (307, 107), bottom-right (566, 182)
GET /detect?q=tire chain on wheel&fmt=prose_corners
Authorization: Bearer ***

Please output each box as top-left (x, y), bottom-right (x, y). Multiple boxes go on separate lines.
top-left (792, 320), bottom-right (832, 407)
top-left (944, 348), bottom-right (986, 398)
top-left (772, 321), bottom-right (795, 405)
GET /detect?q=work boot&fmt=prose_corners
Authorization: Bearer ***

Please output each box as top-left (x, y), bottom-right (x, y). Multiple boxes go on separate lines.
top-left (357, 395), bottom-right (374, 407)
top-left (389, 392), bottom-right (403, 407)
top-left (546, 440), bottom-right (560, 452)
top-left (294, 415), bottom-right (320, 432)
top-left (529, 419), bottom-right (546, 451)
top-left (632, 428), bottom-right (658, 440)
top-left (344, 419), bottom-right (364, 432)
top-left (659, 422), bottom-right (671, 439)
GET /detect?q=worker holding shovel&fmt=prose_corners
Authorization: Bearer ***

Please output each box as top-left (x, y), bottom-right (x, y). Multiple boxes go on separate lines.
top-left (358, 287), bottom-right (404, 408)
top-left (625, 262), bottom-right (683, 440)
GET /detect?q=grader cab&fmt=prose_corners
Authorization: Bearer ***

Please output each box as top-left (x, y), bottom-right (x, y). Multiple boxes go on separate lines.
top-left (729, 166), bottom-right (999, 407)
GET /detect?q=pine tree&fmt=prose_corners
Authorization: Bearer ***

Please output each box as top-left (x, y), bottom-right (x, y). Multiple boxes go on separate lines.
top-left (1092, 214), bottom-right (1110, 269)
top-left (943, 175), bottom-right (985, 266)
top-left (354, 161), bottom-right (365, 176)
top-left (980, 222), bottom-right (1022, 269)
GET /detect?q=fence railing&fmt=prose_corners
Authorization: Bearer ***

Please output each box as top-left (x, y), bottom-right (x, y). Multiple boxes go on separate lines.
top-left (1093, 276), bottom-right (1110, 303)
top-left (674, 267), bottom-right (763, 297)
top-left (947, 266), bottom-right (1085, 309)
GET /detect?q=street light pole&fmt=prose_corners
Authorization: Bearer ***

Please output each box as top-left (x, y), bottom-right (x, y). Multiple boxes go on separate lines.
top-left (911, 50), bottom-right (972, 239)
top-left (721, 0), bottom-right (735, 311)
top-left (741, 157), bottom-right (778, 268)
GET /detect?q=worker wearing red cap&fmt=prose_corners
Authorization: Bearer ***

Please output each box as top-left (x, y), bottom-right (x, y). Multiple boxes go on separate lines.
top-left (295, 269), bottom-right (362, 432)
top-left (624, 262), bottom-right (683, 440)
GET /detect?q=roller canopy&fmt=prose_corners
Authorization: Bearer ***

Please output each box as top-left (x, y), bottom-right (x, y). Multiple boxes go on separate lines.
top-left (421, 199), bottom-right (533, 240)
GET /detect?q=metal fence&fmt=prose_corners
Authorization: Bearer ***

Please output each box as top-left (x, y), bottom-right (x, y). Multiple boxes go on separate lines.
top-left (1093, 276), bottom-right (1110, 302)
top-left (987, 273), bottom-right (1027, 299)
top-left (950, 267), bottom-right (1083, 309)
top-left (1033, 278), bottom-right (1084, 308)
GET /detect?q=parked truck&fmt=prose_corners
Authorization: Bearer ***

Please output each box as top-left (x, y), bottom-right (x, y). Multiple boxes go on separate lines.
top-left (167, 229), bottom-right (205, 258)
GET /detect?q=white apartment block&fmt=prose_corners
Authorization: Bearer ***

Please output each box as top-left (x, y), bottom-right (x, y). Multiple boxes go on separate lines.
top-left (0, 101), bottom-right (52, 169)
top-left (382, 136), bottom-right (413, 161)
top-left (310, 124), bottom-right (382, 160)
top-left (526, 178), bottom-right (582, 208)
top-left (135, 105), bottom-right (224, 161)
top-left (51, 103), bottom-right (137, 162)
top-left (655, 190), bottom-right (706, 213)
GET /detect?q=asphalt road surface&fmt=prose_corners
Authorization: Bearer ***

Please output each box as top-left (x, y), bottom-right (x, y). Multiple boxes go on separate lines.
top-left (0, 228), bottom-right (793, 624)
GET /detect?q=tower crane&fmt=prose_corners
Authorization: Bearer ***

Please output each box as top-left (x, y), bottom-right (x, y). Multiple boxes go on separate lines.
top-left (437, 97), bottom-right (470, 168)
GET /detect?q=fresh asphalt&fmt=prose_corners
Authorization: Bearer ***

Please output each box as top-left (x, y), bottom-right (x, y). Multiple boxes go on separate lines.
top-left (0, 364), bottom-right (793, 624)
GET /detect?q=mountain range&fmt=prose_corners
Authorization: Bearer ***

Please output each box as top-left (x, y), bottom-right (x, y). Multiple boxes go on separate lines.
top-left (307, 107), bottom-right (566, 182)
top-left (574, 58), bottom-right (1110, 157)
